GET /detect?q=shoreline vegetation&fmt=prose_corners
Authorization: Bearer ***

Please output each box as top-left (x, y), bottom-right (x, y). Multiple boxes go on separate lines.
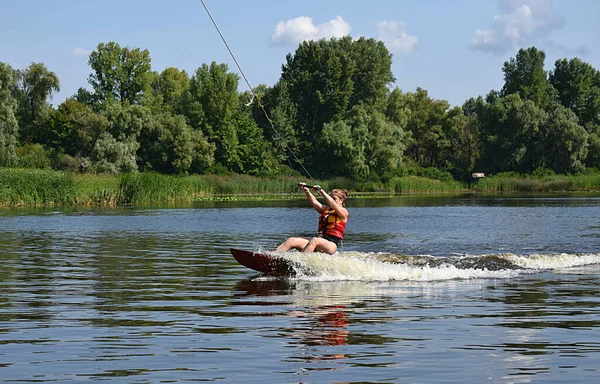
top-left (2, 168), bottom-right (600, 207)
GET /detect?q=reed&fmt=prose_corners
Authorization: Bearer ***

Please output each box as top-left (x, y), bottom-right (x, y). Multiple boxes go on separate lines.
top-left (73, 173), bottom-right (121, 206)
top-left (472, 172), bottom-right (600, 193)
top-left (568, 172), bottom-right (600, 191)
top-left (0, 168), bottom-right (75, 206)
top-left (118, 173), bottom-right (191, 205)
top-left (385, 176), bottom-right (466, 193)
top-left (3, 168), bottom-right (600, 207)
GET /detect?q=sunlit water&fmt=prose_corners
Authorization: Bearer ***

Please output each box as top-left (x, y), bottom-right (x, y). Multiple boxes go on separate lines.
top-left (1, 195), bottom-right (599, 383)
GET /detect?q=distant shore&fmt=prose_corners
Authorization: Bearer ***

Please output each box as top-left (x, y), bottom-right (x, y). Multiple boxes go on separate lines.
top-left (1, 168), bottom-right (600, 207)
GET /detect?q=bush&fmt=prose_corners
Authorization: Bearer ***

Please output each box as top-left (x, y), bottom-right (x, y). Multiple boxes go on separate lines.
top-left (16, 144), bottom-right (51, 169)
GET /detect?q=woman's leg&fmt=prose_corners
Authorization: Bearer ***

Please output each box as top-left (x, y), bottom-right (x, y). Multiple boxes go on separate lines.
top-left (276, 237), bottom-right (310, 252)
top-left (303, 237), bottom-right (337, 254)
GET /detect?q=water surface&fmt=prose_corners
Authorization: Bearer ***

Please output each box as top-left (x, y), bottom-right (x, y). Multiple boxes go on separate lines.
top-left (1, 195), bottom-right (599, 383)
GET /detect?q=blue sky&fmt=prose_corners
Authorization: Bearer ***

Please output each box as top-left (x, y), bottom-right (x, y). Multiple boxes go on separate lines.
top-left (2, 0), bottom-right (598, 107)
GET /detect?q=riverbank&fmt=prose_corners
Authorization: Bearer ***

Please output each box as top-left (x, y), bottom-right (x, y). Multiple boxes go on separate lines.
top-left (1, 168), bottom-right (600, 207)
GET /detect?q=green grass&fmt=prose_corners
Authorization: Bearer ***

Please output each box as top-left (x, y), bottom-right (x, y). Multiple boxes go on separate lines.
top-left (0, 168), bottom-right (75, 206)
top-left (2, 168), bottom-right (600, 207)
top-left (472, 172), bottom-right (600, 193)
top-left (73, 173), bottom-right (121, 205)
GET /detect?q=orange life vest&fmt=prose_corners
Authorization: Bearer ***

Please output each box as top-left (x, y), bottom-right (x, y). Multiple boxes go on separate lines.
top-left (318, 208), bottom-right (347, 239)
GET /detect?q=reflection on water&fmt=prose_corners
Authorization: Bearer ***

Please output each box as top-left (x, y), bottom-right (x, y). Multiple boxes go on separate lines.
top-left (1, 196), bottom-right (599, 383)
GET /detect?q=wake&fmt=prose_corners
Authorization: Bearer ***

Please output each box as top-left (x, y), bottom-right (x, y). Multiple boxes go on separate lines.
top-left (261, 250), bottom-right (600, 281)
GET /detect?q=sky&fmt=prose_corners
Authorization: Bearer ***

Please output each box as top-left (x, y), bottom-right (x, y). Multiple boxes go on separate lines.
top-left (2, 0), bottom-right (599, 108)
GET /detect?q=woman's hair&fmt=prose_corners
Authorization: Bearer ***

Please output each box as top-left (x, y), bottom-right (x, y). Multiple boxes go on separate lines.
top-left (330, 189), bottom-right (349, 205)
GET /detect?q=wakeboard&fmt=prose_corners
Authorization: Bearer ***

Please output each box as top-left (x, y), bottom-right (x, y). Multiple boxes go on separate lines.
top-left (230, 248), bottom-right (296, 276)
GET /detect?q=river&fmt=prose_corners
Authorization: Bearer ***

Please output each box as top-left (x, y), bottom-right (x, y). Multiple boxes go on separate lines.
top-left (1, 194), bottom-right (599, 383)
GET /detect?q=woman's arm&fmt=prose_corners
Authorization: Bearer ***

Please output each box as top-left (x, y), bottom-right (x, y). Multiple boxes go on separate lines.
top-left (314, 186), bottom-right (348, 221)
top-left (299, 183), bottom-right (325, 212)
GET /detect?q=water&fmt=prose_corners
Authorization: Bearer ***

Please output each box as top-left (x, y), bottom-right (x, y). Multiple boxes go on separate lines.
top-left (1, 195), bottom-right (599, 383)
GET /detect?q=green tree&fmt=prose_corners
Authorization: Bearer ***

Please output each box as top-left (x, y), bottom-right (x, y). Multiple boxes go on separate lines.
top-left (137, 112), bottom-right (214, 174)
top-left (103, 102), bottom-right (148, 141)
top-left (348, 37), bottom-right (395, 109)
top-left (586, 131), bottom-right (600, 168)
top-left (319, 105), bottom-right (406, 179)
top-left (385, 88), bottom-right (412, 130)
top-left (151, 67), bottom-right (189, 114)
top-left (0, 62), bottom-right (19, 166)
top-left (446, 109), bottom-right (480, 179)
top-left (235, 110), bottom-right (278, 176)
top-left (16, 143), bottom-right (51, 169)
top-left (550, 57), bottom-right (600, 129)
top-left (253, 82), bottom-right (301, 172)
top-left (403, 88), bottom-right (450, 168)
top-left (501, 47), bottom-right (554, 109)
top-left (282, 37), bottom-right (353, 147)
top-left (87, 41), bottom-right (152, 106)
top-left (90, 132), bottom-right (139, 174)
top-left (539, 103), bottom-right (588, 173)
top-left (13, 62), bottom-right (60, 143)
top-left (184, 62), bottom-right (240, 171)
top-left (478, 94), bottom-right (547, 173)
top-left (47, 99), bottom-right (109, 158)
top-left (280, 36), bottom-right (395, 174)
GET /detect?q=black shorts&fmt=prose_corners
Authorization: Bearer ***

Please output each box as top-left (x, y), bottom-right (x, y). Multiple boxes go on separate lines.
top-left (319, 232), bottom-right (341, 246)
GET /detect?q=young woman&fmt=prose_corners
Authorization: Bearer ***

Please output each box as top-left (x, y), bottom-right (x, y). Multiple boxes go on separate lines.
top-left (276, 182), bottom-right (349, 254)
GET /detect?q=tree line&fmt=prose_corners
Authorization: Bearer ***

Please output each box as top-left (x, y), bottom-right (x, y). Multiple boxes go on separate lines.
top-left (1, 38), bottom-right (599, 182)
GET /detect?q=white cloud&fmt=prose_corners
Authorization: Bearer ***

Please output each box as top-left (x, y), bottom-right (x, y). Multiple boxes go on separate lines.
top-left (271, 16), bottom-right (350, 46)
top-left (469, 0), bottom-right (566, 54)
top-left (376, 21), bottom-right (418, 55)
top-left (70, 48), bottom-right (91, 56)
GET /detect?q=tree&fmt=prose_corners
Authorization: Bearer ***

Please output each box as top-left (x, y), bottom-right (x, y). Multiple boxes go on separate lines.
top-left (403, 88), bottom-right (450, 168)
top-left (540, 103), bottom-right (588, 173)
top-left (280, 37), bottom-right (395, 174)
top-left (477, 94), bottom-right (547, 174)
top-left (447, 111), bottom-right (480, 179)
top-left (235, 110), bottom-right (278, 176)
top-left (87, 41), bottom-right (152, 106)
top-left (13, 62), bottom-right (60, 143)
top-left (348, 37), bottom-right (395, 109)
top-left (137, 112), bottom-right (214, 174)
top-left (319, 104), bottom-right (406, 179)
top-left (281, 37), bottom-right (354, 147)
top-left (550, 57), bottom-right (600, 129)
top-left (253, 82), bottom-right (301, 172)
top-left (586, 132), bottom-right (600, 168)
top-left (184, 62), bottom-right (240, 171)
top-left (501, 47), bottom-right (554, 109)
top-left (90, 132), bottom-right (139, 174)
top-left (103, 102), bottom-right (148, 141)
top-left (151, 67), bottom-right (189, 114)
top-left (47, 99), bottom-right (109, 158)
top-left (0, 62), bottom-right (19, 166)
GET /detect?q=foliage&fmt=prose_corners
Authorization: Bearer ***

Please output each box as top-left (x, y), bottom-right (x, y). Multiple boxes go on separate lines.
top-left (280, 36), bottom-right (395, 174)
top-left (402, 88), bottom-right (452, 168)
top-left (2, 41), bottom-right (600, 187)
top-left (12, 62), bottom-right (60, 143)
top-left (87, 41), bottom-right (152, 106)
top-left (0, 62), bottom-right (19, 167)
top-left (137, 111), bottom-right (215, 174)
top-left (16, 143), bottom-right (51, 169)
top-left (184, 62), bottom-right (241, 170)
top-left (501, 47), bottom-right (554, 108)
top-left (90, 132), bottom-right (139, 174)
top-left (46, 98), bottom-right (109, 158)
top-left (550, 57), bottom-right (600, 128)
